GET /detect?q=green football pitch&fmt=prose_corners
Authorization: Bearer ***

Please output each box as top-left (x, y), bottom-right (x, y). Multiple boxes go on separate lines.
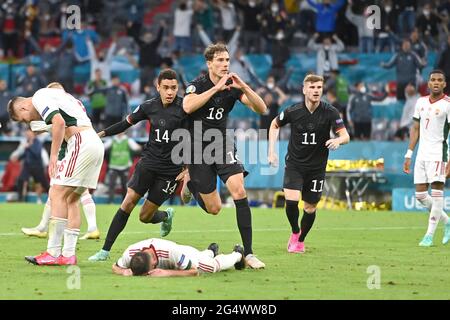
top-left (0, 203), bottom-right (449, 300)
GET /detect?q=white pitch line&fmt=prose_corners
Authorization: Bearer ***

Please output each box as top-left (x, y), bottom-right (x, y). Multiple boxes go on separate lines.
top-left (0, 226), bottom-right (426, 237)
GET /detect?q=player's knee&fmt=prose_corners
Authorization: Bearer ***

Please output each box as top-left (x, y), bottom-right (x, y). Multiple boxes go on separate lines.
top-left (304, 202), bottom-right (317, 213)
top-left (122, 192), bottom-right (140, 212)
top-left (207, 203), bottom-right (221, 215)
top-left (231, 187), bottom-right (247, 200)
top-left (49, 186), bottom-right (66, 202)
top-left (415, 191), bottom-right (430, 206)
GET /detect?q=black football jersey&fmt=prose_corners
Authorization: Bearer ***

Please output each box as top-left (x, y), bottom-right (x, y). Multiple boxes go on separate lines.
top-left (185, 73), bottom-right (243, 140)
top-left (276, 101), bottom-right (345, 171)
top-left (127, 95), bottom-right (188, 176)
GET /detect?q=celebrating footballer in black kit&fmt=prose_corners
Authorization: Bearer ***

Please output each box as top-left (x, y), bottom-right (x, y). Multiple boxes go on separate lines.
top-left (268, 74), bottom-right (350, 254)
top-left (181, 43), bottom-right (267, 269)
top-left (89, 69), bottom-right (188, 262)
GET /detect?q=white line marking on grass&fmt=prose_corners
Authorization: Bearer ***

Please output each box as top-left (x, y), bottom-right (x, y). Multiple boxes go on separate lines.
top-left (0, 226), bottom-right (426, 237)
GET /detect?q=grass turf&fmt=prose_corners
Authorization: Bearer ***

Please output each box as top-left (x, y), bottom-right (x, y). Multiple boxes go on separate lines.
top-left (0, 203), bottom-right (449, 300)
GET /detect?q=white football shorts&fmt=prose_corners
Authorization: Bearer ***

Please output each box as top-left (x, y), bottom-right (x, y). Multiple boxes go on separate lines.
top-left (414, 160), bottom-right (447, 184)
top-left (51, 129), bottom-right (104, 189)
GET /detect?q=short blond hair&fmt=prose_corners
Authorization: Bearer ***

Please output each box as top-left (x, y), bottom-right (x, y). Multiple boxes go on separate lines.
top-left (46, 82), bottom-right (64, 90)
top-left (303, 74), bottom-right (324, 85)
top-left (7, 96), bottom-right (25, 121)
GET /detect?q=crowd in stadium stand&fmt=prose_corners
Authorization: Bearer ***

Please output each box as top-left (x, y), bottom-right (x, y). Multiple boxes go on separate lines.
top-left (1, 0), bottom-right (450, 200)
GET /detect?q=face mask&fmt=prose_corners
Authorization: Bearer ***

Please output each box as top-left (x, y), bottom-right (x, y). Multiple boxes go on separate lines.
top-left (360, 86), bottom-right (367, 94)
top-left (249, 0), bottom-right (256, 7)
top-left (267, 82), bottom-right (275, 89)
top-left (271, 4), bottom-right (279, 13)
top-left (324, 45), bottom-right (330, 50)
top-left (275, 31), bottom-right (284, 40)
top-left (423, 10), bottom-right (430, 16)
top-left (385, 6), bottom-right (392, 13)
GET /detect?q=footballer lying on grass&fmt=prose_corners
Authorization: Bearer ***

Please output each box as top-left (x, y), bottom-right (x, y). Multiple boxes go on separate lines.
top-left (112, 237), bottom-right (246, 277)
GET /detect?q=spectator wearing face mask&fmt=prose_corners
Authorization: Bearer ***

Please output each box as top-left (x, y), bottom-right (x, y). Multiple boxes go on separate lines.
top-left (215, 0), bottom-right (238, 43)
top-left (306, 0), bottom-right (345, 37)
top-left (376, 0), bottom-right (397, 53)
top-left (260, 1), bottom-right (290, 43)
top-left (345, 1), bottom-right (375, 53)
top-left (308, 33), bottom-right (344, 77)
top-left (260, 4), bottom-right (296, 80)
top-left (415, 3), bottom-right (443, 51)
top-left (87, 34), bottom-right (117, 85)
top-left (256, 75), bottom-right (288, 105)
top-left (347, 82), bottom-right (388, 140)
top-left (257, 79), bottom-right (287, 139)
top-left (234, 0), bottom-right (263, 53)
top-left (269, 27), bottom-right (295, 82)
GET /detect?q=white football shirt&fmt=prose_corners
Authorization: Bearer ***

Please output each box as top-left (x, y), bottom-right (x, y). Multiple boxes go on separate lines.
top-left (116, 238), bottom-right (196, 270)
top-left (413, 95), bottom-right (450, 161)
top-left (32, 88), bottom-right (92, 127)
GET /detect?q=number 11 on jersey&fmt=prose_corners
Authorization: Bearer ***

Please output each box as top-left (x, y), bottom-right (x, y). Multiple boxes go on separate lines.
top-left (311, 179), bottom-right (323, 192)
top-left (302, 132), bottom-right (317, 145)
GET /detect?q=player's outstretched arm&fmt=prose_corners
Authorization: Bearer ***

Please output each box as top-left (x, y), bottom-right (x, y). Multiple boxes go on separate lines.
top-left (148, 268), bottom-right (199, 277)
top-left (183, 74), bottom-right (233, 114)
top-left (112, 263), bottom-right (133, 276)
top-left (403, 121), bottom-right (419, 174)
top-left (99, 118), bottom-right (133, 138)
top-left (268, 118), bottom-right (280, 167)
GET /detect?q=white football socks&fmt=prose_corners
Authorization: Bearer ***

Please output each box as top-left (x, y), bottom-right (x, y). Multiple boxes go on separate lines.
top-left (415, 191), bottom-right (449, 224)
top-left (81, 192), bottom-right (97, 233)
top-left (62, 228), bottom-right (80, 257)
top-left (426, 190), bottom-right (444, 236)
top-left (214, 252), bottom-right (242, 272)
top-left (36, 200), bottom-right (52, 232)
top-left (47, 217), bottom-right (67, 257)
